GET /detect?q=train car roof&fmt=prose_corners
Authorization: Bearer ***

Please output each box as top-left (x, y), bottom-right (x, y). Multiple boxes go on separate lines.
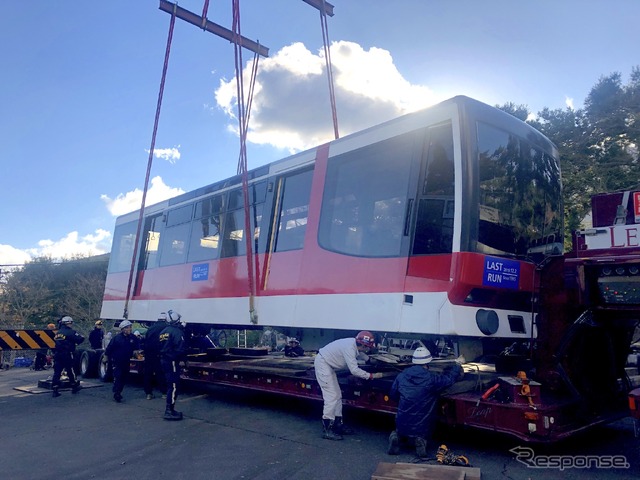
top-left (114, 95), bottom-right (556, 224)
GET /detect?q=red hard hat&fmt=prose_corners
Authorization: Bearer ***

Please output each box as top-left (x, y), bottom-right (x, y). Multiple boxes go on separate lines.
top-left (356, 331), bottom-right (375, 348)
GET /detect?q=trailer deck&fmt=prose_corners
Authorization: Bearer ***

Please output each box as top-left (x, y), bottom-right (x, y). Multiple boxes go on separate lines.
top-left (182, 352), bottom-right (399, 413)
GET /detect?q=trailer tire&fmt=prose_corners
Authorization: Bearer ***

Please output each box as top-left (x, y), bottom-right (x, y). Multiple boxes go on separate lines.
top-left (98, 352), bottom-right (113, 382)
top-left (80, 350), bottom-right (100, 378)
top-left (74, 348), bottom-right (85, 375)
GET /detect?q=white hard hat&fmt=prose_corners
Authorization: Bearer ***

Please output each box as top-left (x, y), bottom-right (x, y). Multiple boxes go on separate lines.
top-left (158, 312), bottom-right (167, 321)
top-left (120, 320), bottom-right (132, 329)
top-left (60, 316), bottom-right (73, 325)
top-left (412, 346), bottom-right (433, 365)
top-left (167, 309), bottom-right (182, 325)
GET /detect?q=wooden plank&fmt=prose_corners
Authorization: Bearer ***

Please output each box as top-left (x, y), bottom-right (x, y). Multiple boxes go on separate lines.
top-left (371, 462), bottom-right (481, 480)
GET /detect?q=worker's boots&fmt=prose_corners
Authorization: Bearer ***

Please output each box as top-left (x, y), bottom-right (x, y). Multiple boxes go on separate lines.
top-left (164, 407), bottom-right (183, 421)
top-left (415, 436), bottom-right (428, 458)
top-left (321, 419), bottom-right (343, 441)
top-left (71, 382), bottom-right (82, 394)
top-left (52, 388), bottom-right (61, 398)
top-left (333, 416), bottom-right (354, 435)
top-left (387, 430), bottom-right (400, 455)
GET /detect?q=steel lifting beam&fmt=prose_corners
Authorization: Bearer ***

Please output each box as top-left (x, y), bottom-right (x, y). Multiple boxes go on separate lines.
top-left (302, 0), bottom-right (335, 16)
top-left (159, 0), bottom-right (269, 58)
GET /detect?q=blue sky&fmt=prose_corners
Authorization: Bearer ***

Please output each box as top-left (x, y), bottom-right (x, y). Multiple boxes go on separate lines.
top-left (1, 0), bottom-right (639, 265)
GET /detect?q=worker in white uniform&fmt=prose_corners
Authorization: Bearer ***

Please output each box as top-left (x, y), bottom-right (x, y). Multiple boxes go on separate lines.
top-left (314, 331), bottom-right (383, 440)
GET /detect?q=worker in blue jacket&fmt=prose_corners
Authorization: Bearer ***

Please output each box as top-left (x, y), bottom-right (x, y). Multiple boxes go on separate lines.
top-left (51, 316), bottom-right (85, 397)
top-left (387, 347), bottom-right (464, 457)
top-left (143, 312), bottom-right (168, 400)
top-left (105, 319), bottom-right (138, 403)
top-left (160, 310), bottom-right (187, 421)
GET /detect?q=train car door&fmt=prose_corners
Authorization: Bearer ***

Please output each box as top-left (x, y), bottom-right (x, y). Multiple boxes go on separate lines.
top-left (259, 167), bottom-right (314, 303)
top-left (133, 213), bottom-right (164, 297)
top-left (402, 122), bottom-right (456, 333)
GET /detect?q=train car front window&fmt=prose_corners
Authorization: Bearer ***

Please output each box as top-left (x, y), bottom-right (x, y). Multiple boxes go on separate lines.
top-left (476, 122), bottom-right (562, 257)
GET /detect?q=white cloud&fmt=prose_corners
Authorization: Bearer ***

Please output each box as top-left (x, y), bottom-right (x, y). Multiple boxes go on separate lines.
top-left (0, 230), bottom-right (112, 266)
top-left (147, 146), bottom-right (181, 164)
top-left (100, 176), bottom-right (185, 216)
top-left (565, 96), bottom-right (574, 110)
top-left (215, 41), bottom-right (442, 152)
top-left (0, 244), bottom-right (32, 266)
top-left (26, 230), bottom-right (112, 260)
top-left (1, 176), bottom-right (184, 266)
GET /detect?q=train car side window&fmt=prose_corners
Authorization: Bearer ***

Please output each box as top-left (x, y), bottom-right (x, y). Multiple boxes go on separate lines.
top-left (157, 204), bottom-right (195, 266)
top-left (166, 204), bottom-right (193, 227)
top-left (319, 131), bottom-right (416, 257)
top-left (108, 221), bottom-right (137, 273)
top-left (274, 169), bottom-right (313, 252)
top-left (220, 182), bottom-right (266, 258)
top-left (159, 223), bottom-right (190, 266)
top-left (188, 195), bottom-right (224, 262)
top-left (140, 214), bottom-right (163, 270)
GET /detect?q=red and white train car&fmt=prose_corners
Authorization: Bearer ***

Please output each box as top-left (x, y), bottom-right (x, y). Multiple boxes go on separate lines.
top-left (100, 95), bottom-right (563, 352)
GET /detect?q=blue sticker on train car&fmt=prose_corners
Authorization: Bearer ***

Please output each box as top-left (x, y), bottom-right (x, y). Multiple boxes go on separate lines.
top-left (192, 263), bottom-right (209, 281)
top-left (482, 256), bottom-right (520, 289)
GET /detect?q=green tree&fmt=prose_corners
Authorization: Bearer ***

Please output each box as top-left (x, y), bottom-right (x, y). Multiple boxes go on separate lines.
top-left (500, 67), bottom-right (640, 248)
top-left (530, 106), bottom-right (592, 240)
top-left (496, 102), bottom-right (530, 122)
top-left (582, 69), bottom-right (640, 194)
top-left (0, 255), bottom-right (108, 337)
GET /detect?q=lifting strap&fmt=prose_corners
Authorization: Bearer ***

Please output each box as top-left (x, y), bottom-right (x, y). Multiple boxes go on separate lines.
top-left (232, 0), bottom-right (260, 323)
top-left (123, 4), bottom-right (177, 319)
top-left (319, 0), bottom-right (339, 139)
top-left (201, 0), bottom-right (210, 26)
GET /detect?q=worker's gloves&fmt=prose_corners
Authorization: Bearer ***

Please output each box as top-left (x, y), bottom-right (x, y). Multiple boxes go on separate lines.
top-left (455, 355), bottom-right (466, 365)
top-left (370, 372), bottom-right (385, 379)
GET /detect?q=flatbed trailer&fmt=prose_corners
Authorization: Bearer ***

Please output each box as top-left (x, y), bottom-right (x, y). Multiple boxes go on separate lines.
top-left (88, 326), bottom-right (637, 444)
top-left (183, 352), bottom-right (399, 413)
top-left (175, 348), bottom-right (638, 443)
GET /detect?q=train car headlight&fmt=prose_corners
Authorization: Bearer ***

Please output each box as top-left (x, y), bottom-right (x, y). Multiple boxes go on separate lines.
top-left (476, 309), bottom-right (499, 335)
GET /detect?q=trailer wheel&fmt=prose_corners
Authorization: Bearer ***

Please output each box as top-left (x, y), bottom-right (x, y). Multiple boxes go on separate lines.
top-left (98, 352), bottom-right (113, 382)
top-left (74, 348), bottom-right (85, 375)
top-left (80, 350), bottom-right (100, 378)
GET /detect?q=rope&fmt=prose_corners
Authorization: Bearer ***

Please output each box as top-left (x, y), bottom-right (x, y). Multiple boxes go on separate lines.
top-left (201, 0), bottom-right (210, 28)
top-left (319, 0), bottom-right (339, 139)
top-left (232, 0), bottom-right (259, 323)
top-left (123, 4), bottom-right (176, 319)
